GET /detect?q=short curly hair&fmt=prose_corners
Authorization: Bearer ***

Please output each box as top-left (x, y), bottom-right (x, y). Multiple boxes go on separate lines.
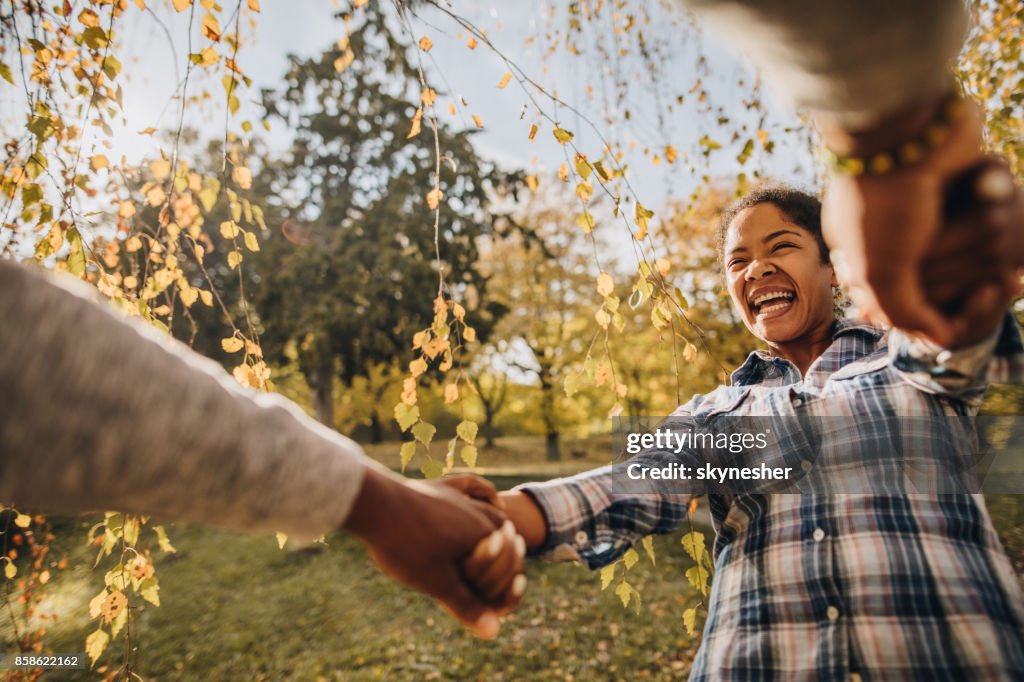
top-left (716, 184), bottom-right (828, 264)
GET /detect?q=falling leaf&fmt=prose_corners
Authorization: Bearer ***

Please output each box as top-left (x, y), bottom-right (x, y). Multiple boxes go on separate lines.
top-left (201, 13), bottom-right (221, 41)
top-left (528, 124), bottom-right (538, 141)
top-left (466, 36), bottom-right (477, 49)
top-left (665, 145), bottom-right (679, 164)
top-left (418, 36), bottom-right (433, 51)
top-left (90, 155), bottom-right (109, 171)
top-left (497, 72), bottom-right (512, 89)
top-left (472, 114), bottom-right (484, 129)
top-left (247, 0), bottom-right (260, 11)
top-left (525, 174), bottom-right (538, 192)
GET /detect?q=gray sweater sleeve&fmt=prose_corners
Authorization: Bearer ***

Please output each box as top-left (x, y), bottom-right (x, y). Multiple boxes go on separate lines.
top-left (684, 0), bottom-right (967, 127)
top-left (0, 259), bottom-right (369, 542)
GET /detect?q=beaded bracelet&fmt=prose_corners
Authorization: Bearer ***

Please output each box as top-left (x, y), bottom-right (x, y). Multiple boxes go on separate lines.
top-left (825, 92), bottom-right (967, 177)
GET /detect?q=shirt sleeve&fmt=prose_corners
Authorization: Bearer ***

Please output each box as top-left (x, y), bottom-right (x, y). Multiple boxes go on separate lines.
top-left (0, 260), bottom-right (372, 543)
top-left (682, 0), bottom-right (967, 127)
top-left (889, 311), bottom-right (1024, 401)
top-left (515, 403), bottom-right (702, 570)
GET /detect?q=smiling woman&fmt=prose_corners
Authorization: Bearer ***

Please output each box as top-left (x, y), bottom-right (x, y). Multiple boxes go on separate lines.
top-left (718, 185), bottom-right (839, 375)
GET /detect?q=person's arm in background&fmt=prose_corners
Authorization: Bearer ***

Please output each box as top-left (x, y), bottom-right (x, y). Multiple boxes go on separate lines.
top-left (683, 0), bottom-right (1019, 346)
top-left (0, 260), bottom-right (521, 637)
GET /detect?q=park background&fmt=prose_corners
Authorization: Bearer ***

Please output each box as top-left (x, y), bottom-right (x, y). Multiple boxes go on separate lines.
top-left (1, 0), bottom-right (1022, 679)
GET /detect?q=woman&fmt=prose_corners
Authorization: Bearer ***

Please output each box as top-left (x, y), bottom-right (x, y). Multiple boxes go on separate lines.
top-left (468, 184), bottom-right (1024, 680)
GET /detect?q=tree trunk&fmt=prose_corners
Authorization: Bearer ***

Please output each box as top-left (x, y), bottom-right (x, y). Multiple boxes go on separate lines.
top-left (369, 411), bottom-right (383, 444)
top-left (539, 363), bottom-right (560, 461)
top-left (545, 430), bottom-right (560, 462)
top-left (314, 355), bottom-right (334, 427)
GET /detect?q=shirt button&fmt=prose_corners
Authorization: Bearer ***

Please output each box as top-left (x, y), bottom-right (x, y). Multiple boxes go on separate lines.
top-left (792, 397), bottom-right (803, 407)
top-left (826, 606), bottom-right (840, 622)
top-left (800, 460), bottom-right (813, 472)
top-left (812, 528), bottom-right (826, 542)
top-left (574, 531), bottom-right (589, 545)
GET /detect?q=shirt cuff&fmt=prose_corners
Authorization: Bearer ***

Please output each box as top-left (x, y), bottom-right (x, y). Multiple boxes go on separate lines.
top-left (890, 322), bottom-right (1000, 389)
top-left (515, 472), bottom-right (611, 560)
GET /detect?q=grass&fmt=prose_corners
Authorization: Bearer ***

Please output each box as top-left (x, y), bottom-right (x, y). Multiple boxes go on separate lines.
top-left (4, 436), bottom-right (1024, 680)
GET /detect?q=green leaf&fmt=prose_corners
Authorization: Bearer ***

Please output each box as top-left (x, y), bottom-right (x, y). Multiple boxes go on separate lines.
top-left (85, 628), bottom-right (109, 668)
top-left (102, 55), bottom-right (122, 81)
top-left (140, 577), bottom-right (160, 606)
top-left (456, 420), bottom-right (477, 443)
top-left (553, 126), bottom-right (574, 144)
top-left (461, 445), bottom-right (478, 468)
top-left (564, 373), bottom-right (580, 398)
top-left (82, 26), bottom-right (109, 49)
top-left (21, 182), bottom-right (42, 207)
top-left (394, 403), bottom-right (419, 432)
top-left (623, 548), bottom-right (639, 570)
top-left (400, 441), bottom-right (417, 471)
top-left (681, 531), bottom-right (705, 562)
top-left (600, 563), bottom-right (616, 590)
top-left (411, 421), bottom-right (436, 447)
top-left (66, 227), bottom-right (86, 277)
top-left (109, 606), bottom-right (129, 638)
top-left (685, 565), bottom-right (710, 596)
top-left (122, 516), bottom-right (140, 546)
top-left (421, 459), bottom-right (444, 480)
top-left (575, 158), bottom-right (592, 179)
top-left (0, 63), bottom-right (13, 85)
top-left (682, 607), bottom-right (699, 636)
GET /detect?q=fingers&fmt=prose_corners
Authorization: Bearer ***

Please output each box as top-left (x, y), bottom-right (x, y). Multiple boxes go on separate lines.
top-left (435, 575), bottom-right (501, 640)
top-left (462, 520), bottom-right (526, 610)
top-left (438, 474), bottom-right (503, 509)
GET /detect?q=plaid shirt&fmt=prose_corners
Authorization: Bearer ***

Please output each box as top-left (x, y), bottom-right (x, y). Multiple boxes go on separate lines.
top-left (520, 316), bottom-right (1024, 681)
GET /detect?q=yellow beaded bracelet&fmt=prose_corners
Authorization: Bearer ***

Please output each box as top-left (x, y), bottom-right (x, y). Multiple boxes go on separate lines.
top-left (825, 93), bottom-right (967, 177)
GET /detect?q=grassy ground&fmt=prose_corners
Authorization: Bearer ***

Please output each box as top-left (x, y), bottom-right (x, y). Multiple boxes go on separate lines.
top-left (4, 437), bottom-right (1024, 681)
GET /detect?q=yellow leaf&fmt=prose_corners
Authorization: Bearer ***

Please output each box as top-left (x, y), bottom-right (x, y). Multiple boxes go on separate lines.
top-left (14, 513), bottom-right (31, 528)
top-left (172, 0), bottom-right (192, 11)
top-left (199, 290), bottom-right (213, 307)
top-left (456, 420), bottom-right (478, 443)
top-left (623, 548), bottom-right (639, 569)
top-left (100, 591), bottom-right (127, 624)
top-left (227, 250), bottom-right (243, 269)
top-left (409, 357), bottom-right (428, 378)
top-left (472, 114), bottom-right (484, 129)
top-left (179, 285), bottom-right (198, 308)
top-left (575, 211), bottom-right (596, 233)
top-left (198, 47), bottom-right (219, 66)
top-left (642, 536), bottom-right (656, 565)
top-left (615, 581), bottom-right (632, 608)
top-left (394, 403), bottom-right (420, 432)
top-left (3, 561), bottom-right (15, 580)
top-left (150, 158), bottom-right (171, 181)
top-left (247, 0), bottom-right (260, 11)
top-left (90, 155), bottom-right (109, 171)
top-left (466, 36), bottom-right (478, 49)
top-left (558, 163), bottom-right (569, 182)
top-left (528, 123), bottom-right (538, 142)
top-left (684, 343), bottom-right (698, 363)
top-left (553, 126), bottom-right (574, 144)
top-left (86, 628), bottom-right (110, 667)
top-left (600, 563), bottom-right (616, 590)
top-left (683, 607), bottom-right (699, 636)
top-left (595, 308), bottom-right (610, 329)
top-left (656, 258), bottom-right (671, 276)
top-left (118, 200), bottom-right (136, 218)
top-left (463, 326), bottom-right (477, 343)
top-left (418, 36), bottom-right (433, 51)
top-left (154, 525), bottom-right (176, 553)
top-left (222, 336), bottom-right (244, 353)
top-left (79, 8), bottom-right (101, 27)
top-left (665, 145), bottom-right (678, 164)
top-left (426, 187), bottom-right (443, 210)
top-left (412, 421), bottom-right (436, 447)
top-left (444, 383), bottom-right (459, 404)
top-left (201, 13), bottom-right (221, 41)
top-left (220, 220), bottom-right (240, 238)
top-left (400, 441), bottom-right (417, 471)
top-left (461, 445), bottom-right (478, 468)
top-left (525, 174), bottom-right (538, 192)
top-left (681, 531), bottom-right (706, 562)
top-left (497, 72), bottom-right (512, 89)
top-left (407, 106), bottom-right (423, 138)
top-left (243, 230), bottom-right (260, 252)
top-left (597, 272), bottom-right (614, 296)
top-left (575, 180), bottom-right (593, 201)
top-left (232, 165), bottom-right (252, 190)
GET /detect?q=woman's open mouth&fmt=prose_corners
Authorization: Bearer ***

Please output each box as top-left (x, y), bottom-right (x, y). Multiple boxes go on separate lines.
top-left (749, 289), bottom-right (796, 319)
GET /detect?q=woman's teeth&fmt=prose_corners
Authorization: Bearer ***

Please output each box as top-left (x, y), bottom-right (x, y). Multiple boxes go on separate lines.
top-left (759, 299), bottom-right (791, 314)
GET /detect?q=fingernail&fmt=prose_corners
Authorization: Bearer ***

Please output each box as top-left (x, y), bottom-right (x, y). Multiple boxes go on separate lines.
top-left (502, 520), bottom-right (516, 540)
top-left (512, 574), bottom-right (527, 598)
top-left (977, 168), bottom-right (1015, 202)
top-left (486, 530), bottom-right (503, 558)
top-left (514, 534), bottom-right (526, 558)
top-left (475, 612), bottom-right (500, 639)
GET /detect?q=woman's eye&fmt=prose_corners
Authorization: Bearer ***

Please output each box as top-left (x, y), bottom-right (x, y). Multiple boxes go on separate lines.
top-left (772, 242), bottom-right (795, 252)
top-left (728, 259), bottom-right (746, 269)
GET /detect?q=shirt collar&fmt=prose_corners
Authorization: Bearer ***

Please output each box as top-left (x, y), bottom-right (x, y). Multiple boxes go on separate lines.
top-left (729, 317), bottom-right (886, 386)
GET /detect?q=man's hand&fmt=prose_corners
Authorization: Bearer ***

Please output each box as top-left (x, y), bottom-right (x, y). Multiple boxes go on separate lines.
top-left (821, 96), bottom-right (990, 346)
top-left (923, 160), bottom-right (1023, 348)
top-left (342, 467), bottom-right (522, 639)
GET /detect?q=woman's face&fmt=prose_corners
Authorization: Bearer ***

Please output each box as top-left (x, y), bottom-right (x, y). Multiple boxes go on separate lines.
top-left (723, 202), bottom-right (837, 345)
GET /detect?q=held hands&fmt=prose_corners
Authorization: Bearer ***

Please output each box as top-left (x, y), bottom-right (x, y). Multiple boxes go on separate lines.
top-left (342, 467), bottom-right (525, 639)
top-left (821, 97), bottom-right (1023, 348)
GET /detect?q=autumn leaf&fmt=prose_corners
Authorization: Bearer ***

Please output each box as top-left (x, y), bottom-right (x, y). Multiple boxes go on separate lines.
top-left (461, 445), bottom-right (478, 468)
top-left (400, 441), bottom-right (417, 471)
top-left (575, 180), bottom-right (593, 201)
top-left (600, 563), bottom-right (616, 590)
top-left (220, 220), bottom-right (240, 238)
top-left (597, 272), bottom-right (614, 296)
top-left (412, 421), bottom-right (436, 447)
top-left (418, 36), bottom-right (433, 51)
top-left (615, 581), bottom-right (632, 608)
top-left (472, 114), bottom-right (484, 128)
top-left (14, 513), bottom-right (31, 528)
top-left (466, 36), bottom-right (478, 49)
top-left (244, 230), bottom-right (260, 252)
top-left (497, 72), bottom-right (512, 89)
top-left (408, 106), bottom-right (423, 138)
top-left (528, 123), bottom-right (538, 141)
top-left (426, 187), bottom-right (443, 210)
top-left (394, 403), bottom-right (419, 432)
top-left (456, 420), bottom-right (477, 443)
top-left (575, 211), bottom-right (596, 233)
top-left (201, 13), bottom-right (221, 41)
top-left (172, 0), bottom-right (192, 11)
top-left (683, 607), bottom-right (699, 636)
top-left (247, 0), bottom-right (260, 11)
top-left (227, 250), bottom-right (243, 269)
top-left (553, 126), bottom-right (574, 144)
top-left (86, 628), bottom-right (109, 667)
top-left (444, 383), bottom-right (459, 404)
top-left (232, 165), bottom-right (252, 189)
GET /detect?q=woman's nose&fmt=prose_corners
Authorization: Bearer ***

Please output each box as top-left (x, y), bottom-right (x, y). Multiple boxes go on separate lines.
top-left (745, 259), bottom-right (776, 280)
